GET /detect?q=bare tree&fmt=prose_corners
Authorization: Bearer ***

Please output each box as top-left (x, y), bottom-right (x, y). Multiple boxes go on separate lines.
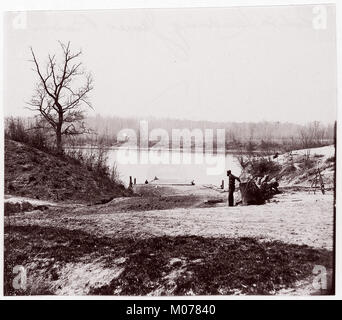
top-left (27, 41), bottom-right (94, 153)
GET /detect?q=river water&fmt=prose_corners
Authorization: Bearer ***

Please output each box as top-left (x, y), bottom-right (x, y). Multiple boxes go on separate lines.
top-left (105, 148), bottom-right (241, 187)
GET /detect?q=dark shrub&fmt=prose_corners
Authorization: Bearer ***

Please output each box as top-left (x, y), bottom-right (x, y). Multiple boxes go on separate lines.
top-left (299, 158), bottom-right (315, 170)
top-left (5, 117), bottom-right (52, 152)
top-left (249, 157), bottom-right (281, 177)
top-left (326, 156), bottom-right (335, 163)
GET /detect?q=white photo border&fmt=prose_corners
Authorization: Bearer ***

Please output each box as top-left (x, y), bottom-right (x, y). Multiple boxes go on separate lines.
top-left (0, 0), bottom-right (340, 300)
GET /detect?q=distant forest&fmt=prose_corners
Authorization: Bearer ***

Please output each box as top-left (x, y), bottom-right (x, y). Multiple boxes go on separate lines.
top-left (82, 115), bottom-right (335, 152)
top-left (5, 115), bottom-right (336, 153)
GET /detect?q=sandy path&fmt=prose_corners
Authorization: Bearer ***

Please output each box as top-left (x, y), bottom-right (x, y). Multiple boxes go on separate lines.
top-left (7, 191), bottom-right (334, 250)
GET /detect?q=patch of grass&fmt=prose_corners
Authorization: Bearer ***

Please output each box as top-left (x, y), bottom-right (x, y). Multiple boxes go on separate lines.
top-left (100, 236), bottom-right (332, 295)
top-left (326, 156), bottom-right (335, 163)
top-left (4, 225), bottom-right (133, 295)
top-left (299, 158), bottom-right (315, 170)
top-left (4, 225), bottom-right (332, 295)
top-left (112, 195), bottom-right (203, 212)
top-left (279, 164), bottom-right (297, 178)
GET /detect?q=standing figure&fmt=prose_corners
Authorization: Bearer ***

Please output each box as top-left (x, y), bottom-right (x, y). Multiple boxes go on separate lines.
top-left (227, 170), bottom-right (241, 207)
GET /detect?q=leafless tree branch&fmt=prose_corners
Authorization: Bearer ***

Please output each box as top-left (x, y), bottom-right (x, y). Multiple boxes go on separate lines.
top-left (28, 41), bottom-right (94, 153)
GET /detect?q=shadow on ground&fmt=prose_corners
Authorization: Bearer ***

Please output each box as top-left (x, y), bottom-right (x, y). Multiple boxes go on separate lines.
top-left (4, 225), bottom-right (333, 295)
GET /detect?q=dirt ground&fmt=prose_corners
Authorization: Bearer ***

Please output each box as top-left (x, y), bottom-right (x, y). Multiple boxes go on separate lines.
top-left (4, 184), bottom-right (335, 296)
top-left (6, 185), bottom-right (334, 249)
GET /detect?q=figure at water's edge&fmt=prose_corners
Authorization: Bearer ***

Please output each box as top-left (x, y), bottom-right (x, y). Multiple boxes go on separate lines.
top-left (227, 170), bottom-right (241, 207)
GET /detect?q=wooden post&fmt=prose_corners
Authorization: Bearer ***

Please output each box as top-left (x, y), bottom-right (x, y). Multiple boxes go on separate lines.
top-left (129, 176), bottom-right (133, 188)
top-left (134, 178), bottom-right (136, 185)
top-left (221, 180), bottom-right (224, 189)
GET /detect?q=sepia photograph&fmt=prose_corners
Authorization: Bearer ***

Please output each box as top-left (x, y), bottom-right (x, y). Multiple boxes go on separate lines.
top-left (1, 1), bottom-right (338, 298)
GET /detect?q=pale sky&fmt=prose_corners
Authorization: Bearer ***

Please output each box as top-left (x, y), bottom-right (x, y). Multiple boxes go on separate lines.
top-left (3, 5), bottom-right (337, 123)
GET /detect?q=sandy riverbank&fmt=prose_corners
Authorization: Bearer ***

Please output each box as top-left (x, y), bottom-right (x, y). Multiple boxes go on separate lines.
top-left (4, 183), bottom-right (335, 296)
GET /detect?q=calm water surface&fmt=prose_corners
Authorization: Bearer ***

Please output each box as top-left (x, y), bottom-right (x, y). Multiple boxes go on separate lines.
top-left (105, 148), bottom-right (241, 187)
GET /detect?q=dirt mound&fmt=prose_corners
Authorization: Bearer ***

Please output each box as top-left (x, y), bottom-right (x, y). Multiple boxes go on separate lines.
top-left (5, 139), bottom-right (129, 203)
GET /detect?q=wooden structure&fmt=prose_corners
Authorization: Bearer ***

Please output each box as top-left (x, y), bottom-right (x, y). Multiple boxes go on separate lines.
top-left (310, 168), bottom-right (325, 194)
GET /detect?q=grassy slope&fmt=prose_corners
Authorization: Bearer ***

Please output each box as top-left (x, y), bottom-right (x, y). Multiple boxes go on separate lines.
top-left (4, 139), bottom-right (128, 203)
